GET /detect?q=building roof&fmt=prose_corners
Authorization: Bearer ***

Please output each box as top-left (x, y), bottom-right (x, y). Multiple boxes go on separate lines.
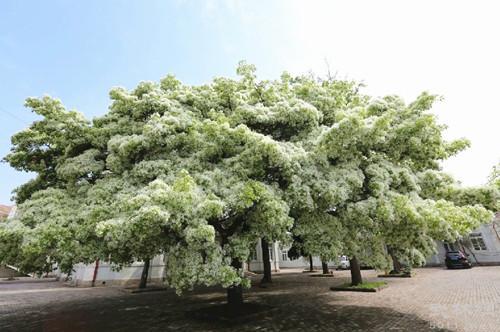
top-left (0, 204), bottom-right (13, 220)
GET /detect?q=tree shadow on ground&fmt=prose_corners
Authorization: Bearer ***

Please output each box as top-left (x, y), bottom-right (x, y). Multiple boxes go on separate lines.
top-left (0, 275), bottom-right (455, 332)
top-left (181, 278), bottom-right (455, 332)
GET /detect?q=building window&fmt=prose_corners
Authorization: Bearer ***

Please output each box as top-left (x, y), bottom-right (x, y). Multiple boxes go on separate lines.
top-left (268, 248), bottom-right (274, 261)
top-left (250, 249), bottom-right (257, 261)
top-left (281, 250), bottom-right (288, 261)
top-left (470, 233), bottom-right (487, 251)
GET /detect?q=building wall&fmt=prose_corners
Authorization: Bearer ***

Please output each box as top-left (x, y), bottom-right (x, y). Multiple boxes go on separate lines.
top-left (248, 241), bottom-right (281, 272)
top-left (465, 221), bottom-right (500, 265)
top-left (58, 214), bottom-right (500, 286)
top-left (0, 265), bottom-right (25, 278)
top-left (65, 240), bottom-right (323, 286)
top-left (248, 240), bottom-right (335, 272)
top-left (279, 255), bottom-right (324, 269)
top-left (64, 255), bottom-right (166, 287)
top-left (425, 240), bottom-right (449, 266)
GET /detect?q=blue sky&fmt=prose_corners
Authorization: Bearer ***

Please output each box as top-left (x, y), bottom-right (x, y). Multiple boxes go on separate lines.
top-left (0, 0), bottom-right (295, 203)
top-left (1, 1), bottom-right (499, 203)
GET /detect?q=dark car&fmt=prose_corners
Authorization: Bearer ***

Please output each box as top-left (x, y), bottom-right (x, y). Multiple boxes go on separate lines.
top-left (445, 251), bottom-right (472, 269)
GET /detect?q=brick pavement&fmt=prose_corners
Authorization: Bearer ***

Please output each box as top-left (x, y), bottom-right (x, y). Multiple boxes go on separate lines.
top-left (0, 267), bottom-right (498, 332)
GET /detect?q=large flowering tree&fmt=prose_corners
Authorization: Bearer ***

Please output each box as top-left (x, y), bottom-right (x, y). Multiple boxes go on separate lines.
top-left (1, 64), bottom-right (304, 305)
top-left (0, 63), bottom-right (360, 304)
top-left (1, 63), bottom-right (496, 304)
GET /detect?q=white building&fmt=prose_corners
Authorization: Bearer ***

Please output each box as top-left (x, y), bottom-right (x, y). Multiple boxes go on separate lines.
top-left (247, 241), bottom-right (324, 273)
top-left (63, 212), bottom-right (500, 286)
top-left (426, 213), bottom-right (500, 266)
top-left (6, 202), bottom-right (499, 286)
top-left (65, 256), bottom-right (167, 287)
top-left (65, 242), bottom-right (325, 287)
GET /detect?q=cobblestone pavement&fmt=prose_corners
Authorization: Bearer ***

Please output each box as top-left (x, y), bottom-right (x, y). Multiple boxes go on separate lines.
top-left (0, 267), bottom-right (499, 332)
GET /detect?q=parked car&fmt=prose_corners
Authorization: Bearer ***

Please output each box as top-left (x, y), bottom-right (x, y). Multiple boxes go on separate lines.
top-left (445, 251), bottom-right (472, 269)
top-left (336, 255), bottom-right (350, 270)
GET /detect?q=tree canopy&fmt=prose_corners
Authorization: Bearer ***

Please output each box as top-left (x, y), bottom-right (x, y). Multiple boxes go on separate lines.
top-left (1, 62), bottom-right (496, 296)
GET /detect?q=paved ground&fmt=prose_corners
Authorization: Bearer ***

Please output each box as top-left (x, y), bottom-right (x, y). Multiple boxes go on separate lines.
top-left (0, 267), bottom-right (499, 332)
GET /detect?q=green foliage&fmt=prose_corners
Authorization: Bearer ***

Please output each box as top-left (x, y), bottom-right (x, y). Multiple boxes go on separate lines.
top-left (489, 162), bottom-right (500, 189)
top-left (419, 170), bottom-right (499, 211)
top-left (1, 63), bottom-right (495, 294)
top-left (287, 90), bottom-right (495, 270)
top-left (4, 97), bottom-right (92, 203)
top-left (338, 281), bottom-right (387, 290)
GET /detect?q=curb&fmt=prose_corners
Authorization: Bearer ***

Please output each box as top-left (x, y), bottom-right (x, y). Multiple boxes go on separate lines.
top-left (377, 274), bottom-right (412, 278)
top-left (0, 277), bottom-right (58, 284)
top-left (122, 287), bottom-right (169, 294)
top-left (310, 274), bottom-right (335, 278)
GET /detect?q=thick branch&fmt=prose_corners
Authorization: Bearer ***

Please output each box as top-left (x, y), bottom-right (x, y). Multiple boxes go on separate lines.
top-left (207, 203), bottom-right (258, 245)
top-left (225, 203), bottom-right (258, 237)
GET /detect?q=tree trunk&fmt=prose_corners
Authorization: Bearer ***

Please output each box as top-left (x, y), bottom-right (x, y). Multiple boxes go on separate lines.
top-left (227, 259), bottom-right (243, 306)
top-left (349, 256), bottom-right (363, 286)
top-left (460, 240), bottom-right (479, 265)
top-left (309, 255), bottom-right (314, 272)
top-left (227, 284), bottom-right (243, 306)
top-left (322, 261), bottom-right (329, 274)
top-left (91, 259), bottom-right (100, 287)
top-left (139, 258), bottom-right (150, 289)
top-left (261, 238), bottom-right (272, 284)
top-left (388, 247), bottom-right (402, 274)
